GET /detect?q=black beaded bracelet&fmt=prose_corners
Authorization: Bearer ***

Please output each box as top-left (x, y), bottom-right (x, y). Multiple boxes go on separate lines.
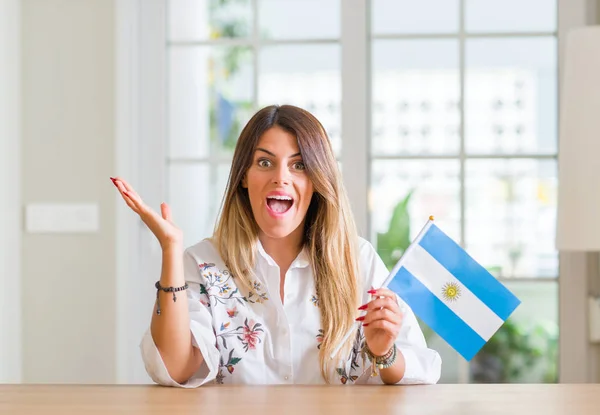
top-left (155, 281), bottom-right (188, 315)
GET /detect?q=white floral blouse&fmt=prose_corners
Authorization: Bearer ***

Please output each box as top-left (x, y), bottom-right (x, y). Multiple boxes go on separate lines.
top-left (140, 237), bottom-right (442, 387)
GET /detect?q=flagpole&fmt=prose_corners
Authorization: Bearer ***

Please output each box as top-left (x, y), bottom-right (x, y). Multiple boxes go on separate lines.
top-left (381, 216), bottom-right (435, 288)
top-left (329, 216), bottom-right (435, 360)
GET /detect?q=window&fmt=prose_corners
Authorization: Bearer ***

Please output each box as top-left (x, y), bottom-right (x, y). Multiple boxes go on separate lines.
top-left (370, 0), bottom-right (558, 383)
top-left (166, 0), bottom-right (341, 249)
top-left (164, 0), bottom-right (559, 384)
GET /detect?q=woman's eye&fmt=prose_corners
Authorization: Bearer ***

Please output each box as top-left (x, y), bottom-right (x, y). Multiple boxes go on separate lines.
top-left (258, 159), bottom-right (271, 168)
top-left (293, 161), bottom-right (305, 170)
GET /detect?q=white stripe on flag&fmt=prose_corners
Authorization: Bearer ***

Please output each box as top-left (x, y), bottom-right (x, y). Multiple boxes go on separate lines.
top-left (402, 244), bottom-right (505, 341)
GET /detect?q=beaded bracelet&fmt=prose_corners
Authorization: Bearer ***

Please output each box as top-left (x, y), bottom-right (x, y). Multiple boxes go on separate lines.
top-left (155, 281), bottom-right (189, 315)
top-left (361, 343), bottom-right (398, 377)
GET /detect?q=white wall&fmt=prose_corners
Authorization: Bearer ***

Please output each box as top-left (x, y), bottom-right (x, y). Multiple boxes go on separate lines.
top-left (0, 0), bottom-right (22, 383)
top-left (20, 0), bottom-right (116, 383)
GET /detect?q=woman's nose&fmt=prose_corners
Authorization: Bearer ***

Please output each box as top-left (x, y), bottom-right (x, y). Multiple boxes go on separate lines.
top-left (271, 165), bottom-right (291, 186)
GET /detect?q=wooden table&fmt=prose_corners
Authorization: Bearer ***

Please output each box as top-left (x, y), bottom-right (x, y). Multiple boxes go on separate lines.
top-left (1, 384), bottom-right (599, 414)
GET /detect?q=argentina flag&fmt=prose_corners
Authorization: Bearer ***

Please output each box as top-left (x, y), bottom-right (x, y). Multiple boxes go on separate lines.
top-left (384, 217), bottom-right (521, 361)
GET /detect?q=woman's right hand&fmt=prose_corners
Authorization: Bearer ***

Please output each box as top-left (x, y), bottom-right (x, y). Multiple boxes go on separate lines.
top-left (111, 177), bottom-right (183, 251)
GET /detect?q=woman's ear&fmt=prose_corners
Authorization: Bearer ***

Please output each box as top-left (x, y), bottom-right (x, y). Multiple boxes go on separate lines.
top-left (241, 174), bottom-right (248, 188)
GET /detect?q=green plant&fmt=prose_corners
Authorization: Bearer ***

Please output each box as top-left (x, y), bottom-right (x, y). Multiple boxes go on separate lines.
top-left (376, 189), bottom-right (414, 271)
top-left (470, 318), bottom-right (558, 383)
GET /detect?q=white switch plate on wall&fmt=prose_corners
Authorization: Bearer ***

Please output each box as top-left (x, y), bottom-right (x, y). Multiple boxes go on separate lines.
top-left (25, 203), bottom-right (99, 233)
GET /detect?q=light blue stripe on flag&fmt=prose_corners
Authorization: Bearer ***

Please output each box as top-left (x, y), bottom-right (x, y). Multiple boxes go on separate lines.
top-left (418, 224), bottom-right (521, 321)
top-left (389, 267), bottom-right (486, 361)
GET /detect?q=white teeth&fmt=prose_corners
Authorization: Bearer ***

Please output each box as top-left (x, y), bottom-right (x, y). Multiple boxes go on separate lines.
top-left (267, 195), bottom-right (292, 201)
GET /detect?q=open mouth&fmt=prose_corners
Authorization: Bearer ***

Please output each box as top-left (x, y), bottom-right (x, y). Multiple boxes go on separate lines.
top-left (266, 195), bottom-right (294, 214)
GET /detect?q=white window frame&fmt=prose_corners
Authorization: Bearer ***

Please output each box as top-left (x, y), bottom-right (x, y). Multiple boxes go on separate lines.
top-left (0, 0), bottom-right (21, 384)
top-left (116, 0), bottom-right (593, 384)
top-left (115, 0), bottom-right (168, 384)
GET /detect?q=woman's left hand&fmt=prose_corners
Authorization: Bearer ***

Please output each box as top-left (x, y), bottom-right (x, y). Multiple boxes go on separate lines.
top-left (358, 288), bottom-right (403, 357)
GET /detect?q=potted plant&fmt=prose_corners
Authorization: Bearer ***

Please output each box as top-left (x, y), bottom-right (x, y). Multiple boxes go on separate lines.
top-left (470, 319), bottom-right (558, 383)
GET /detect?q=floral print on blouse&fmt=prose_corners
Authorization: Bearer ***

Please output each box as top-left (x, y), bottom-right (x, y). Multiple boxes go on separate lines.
top-left (140, 237), bottom-right (442, 387)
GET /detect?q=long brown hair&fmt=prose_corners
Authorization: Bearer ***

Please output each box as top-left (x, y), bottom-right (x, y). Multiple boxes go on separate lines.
top-left (213, 105), bottom-right (361, 382)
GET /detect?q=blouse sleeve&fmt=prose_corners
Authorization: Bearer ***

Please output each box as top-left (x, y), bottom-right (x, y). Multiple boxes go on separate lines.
top-left (139, 248), bottom-right (221, 388)
top-left (360, 239), bottom-right (442, 385)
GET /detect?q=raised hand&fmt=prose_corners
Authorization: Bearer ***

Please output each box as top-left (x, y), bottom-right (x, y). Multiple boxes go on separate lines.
top-left (357, 288), bottom-right (403, 357)
top-left (110, 177), bottom-right (183, 251)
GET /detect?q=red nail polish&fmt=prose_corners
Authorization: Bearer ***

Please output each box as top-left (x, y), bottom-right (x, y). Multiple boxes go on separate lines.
top-left (358, 304), bottom-right (368, 310)
top-left (362, 323), bottom-right (369, 327)
top-left (355, 316), bottom-right (365, 322)
top-left (367, 289), bottom-right (377, 294)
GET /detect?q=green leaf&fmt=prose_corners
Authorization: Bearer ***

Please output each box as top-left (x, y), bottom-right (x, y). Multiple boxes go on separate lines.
top-left (229, 357), bottom-right (242, 365)
top-left (376, 189), bottom-right (414, 270)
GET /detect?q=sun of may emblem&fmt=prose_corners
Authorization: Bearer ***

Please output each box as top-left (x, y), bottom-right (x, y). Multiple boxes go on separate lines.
top-left (441, 282), bottom-right (461, 302)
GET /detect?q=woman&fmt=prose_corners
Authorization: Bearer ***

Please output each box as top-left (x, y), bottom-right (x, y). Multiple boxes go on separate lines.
top-left (111, 105), bottom-right (441, 387)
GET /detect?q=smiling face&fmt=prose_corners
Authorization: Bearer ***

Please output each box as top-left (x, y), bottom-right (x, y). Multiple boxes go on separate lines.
top-left (242, 126), bottom-right (314, 242)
